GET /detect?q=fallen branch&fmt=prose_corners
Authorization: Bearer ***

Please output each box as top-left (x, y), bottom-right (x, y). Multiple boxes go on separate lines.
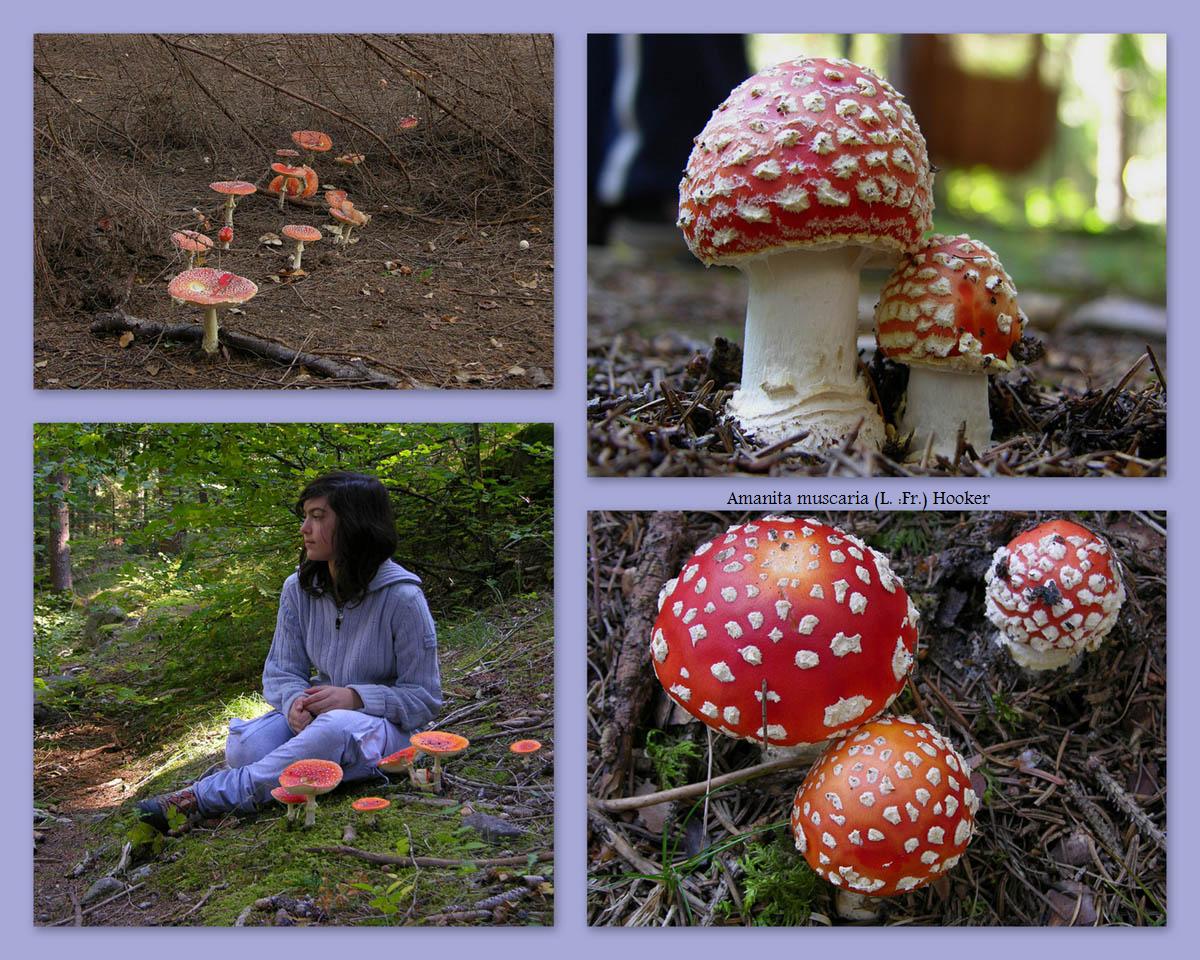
top-left (90, 310), bottom-right (412, 388)
top-left (1086, 755), bottom-right (1166, 852)
top-left (49, 881), bottom-right (146, 926)
top-left (588, 753), bottom-right (814, 814)
top-left (307, 845), bottom-right (552, 869)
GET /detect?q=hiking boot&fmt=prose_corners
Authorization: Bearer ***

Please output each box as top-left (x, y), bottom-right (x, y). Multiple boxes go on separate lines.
top-left (136, 787), bottom-right (201, 833)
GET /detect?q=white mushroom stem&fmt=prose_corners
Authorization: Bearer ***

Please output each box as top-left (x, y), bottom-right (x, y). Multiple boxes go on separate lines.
top-left (278, 185), bottom-right (288, 212)
top-left (201, 306), bottom-right (221, 354)
top-left (292, 241), bottom-right (307, 271)
top-left (727, 247), bottom-right (884, 450)
top-left (899, 366), bottom-right (992, 462)
top-left (303, 795), bottom-right (318, 828)
top-left (340, 224), bottom-right (354, 247)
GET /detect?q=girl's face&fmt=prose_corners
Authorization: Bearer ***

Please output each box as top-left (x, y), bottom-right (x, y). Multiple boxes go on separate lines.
top-left (300, 496), bottom-right (337, 563)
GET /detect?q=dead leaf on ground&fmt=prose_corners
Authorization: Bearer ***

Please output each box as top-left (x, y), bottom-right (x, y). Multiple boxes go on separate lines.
top-left (118, 332), bottom-right (134, 348)
top-left (479, 300), bottom-right (500, 310)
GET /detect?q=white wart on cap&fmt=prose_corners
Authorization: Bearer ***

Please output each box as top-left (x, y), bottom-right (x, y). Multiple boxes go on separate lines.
top-left (650, 516), bottom-right (919, 747)
top-left (677, 57), bottom-right (933, 450)
top-left (984, 519), bottom-right (1126, 671)
top-left (791, 716), bottom-right (980, 896)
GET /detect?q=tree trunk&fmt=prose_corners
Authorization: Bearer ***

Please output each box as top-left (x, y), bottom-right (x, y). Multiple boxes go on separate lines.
top-left (48, 469), bottom-right (73, 593)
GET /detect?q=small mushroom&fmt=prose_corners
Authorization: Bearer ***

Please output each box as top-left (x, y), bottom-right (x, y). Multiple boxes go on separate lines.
top-left (409, 731), bottom-right (469, 792)
top-left (278, 759), bottom-right (344, 828)
top-left (334, 153), bottom-right (365, 167)
top-left (875, 234), bottom-right (1027, 461)
top-left (281, 224), bottom-right (323, 275)
top-left (791, 716), bottom-right (980, 896)
top-left (170, 230), bottom-right (213, 269)
top-left (291, 129), bottom-right (333, 167)
top-left (208, 181), bottom-right (257, 248)
top-left (270, 786), bottom-right (308, 830)
top-left (166, 268), bottom-right (258, 355)
top-left (984, 519), bottom-right (1126, 671)
top-left (350, 796), bottom-right (390, 830)
top-left (270, 163), bottom-right (308, 211)
top-left (330, 202), bottom-right (370, 248)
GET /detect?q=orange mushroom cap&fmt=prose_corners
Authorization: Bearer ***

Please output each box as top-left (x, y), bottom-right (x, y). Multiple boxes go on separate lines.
top-left (292, 130), bottom-right (333, 152)
top-left (282, 224), bottom-right (323, 243)
top-left (298, 164), bottom-right (320, 198)
top-left (791, 716), bottom-right (980, 896)
top-left (331, 206), bottom-right (369, 227)
top-left (409, 731), bottom-right (470, 757)
top-left (279, 758), bottom-right (344, 797)
top-left (167, 268), bottom-right (258, 307)
top-left (351, 796), bottom-right (391, 813)
top-left (271, 162), bottom-right (307, 178)
top-left (509, 739), bottom-right (542, 755)
top-left (377, 746), bottom-right (417, 772)
top-left (209, 180), bottom-right (257, 197)
top-left (324, 189), bottom-right (349, 209)
top-left (171, 230), bottom-right (213, 254)
top-left (271, 786), bottom-right (309, 805)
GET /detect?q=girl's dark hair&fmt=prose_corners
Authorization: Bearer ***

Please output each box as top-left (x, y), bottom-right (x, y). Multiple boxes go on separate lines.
top-left (295, 472), bottom-right (398, 605)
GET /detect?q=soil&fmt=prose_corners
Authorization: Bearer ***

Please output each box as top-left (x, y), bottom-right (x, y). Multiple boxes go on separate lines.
top-left (587, 511), bottom-right (1166, 926)
top-left (35, 34), bottom-right (554, 389)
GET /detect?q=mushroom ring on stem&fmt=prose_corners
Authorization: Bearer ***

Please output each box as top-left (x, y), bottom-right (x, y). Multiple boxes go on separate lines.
top-left (278, 758), bottom-right (344, 828)
top-left (875, 234), bottom-right (1026, 461)
top-left (651, 516), bottom-right (919, 748)
top-left (166, 268), bottom-right (258, 355)
top-left (983, 519), bottom-right (1126, 671)
top-left (791, 716), bottom-right (980, 896)
top-left (208, 181), bottom-right (257, 248)
top-left (677, 56), bottom-right (933, 450)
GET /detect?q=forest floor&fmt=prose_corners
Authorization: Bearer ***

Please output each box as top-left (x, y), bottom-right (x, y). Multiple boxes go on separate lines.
top-left (587, 224), bottom-right (1166, 477)
top-left (586, 510), bottom-right (1166, 926)
top-left (34, 594), bottom-right (554, 926)
top-left (34, 34), bottom-right (553, 389)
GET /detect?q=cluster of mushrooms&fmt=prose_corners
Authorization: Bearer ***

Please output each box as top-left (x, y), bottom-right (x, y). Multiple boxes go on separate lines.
top-left (165, 129), bottom-right (376, 357)
top-left (649, 515), bottom-right (1125, 906)
top-left (267, 732), bottom-right (543, 830)
top-left (678, 56), bottom-right (1029, 461)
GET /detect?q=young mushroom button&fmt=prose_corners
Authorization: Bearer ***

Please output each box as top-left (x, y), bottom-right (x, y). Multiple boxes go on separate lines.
top-left (791, 716), bottom-right (980, 896)
top-left (984, 519), bottom-right (1126, 671)
top-left (650, 516), bottom-right (919, 747)
top-left (875, 234), bottom-right (1027, 461)
top-left (678, 56), bottom-right (933, 450)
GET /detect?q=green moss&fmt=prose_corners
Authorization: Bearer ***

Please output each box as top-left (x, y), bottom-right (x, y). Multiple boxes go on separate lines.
top-left (725, 831), bottom-right (823, 926)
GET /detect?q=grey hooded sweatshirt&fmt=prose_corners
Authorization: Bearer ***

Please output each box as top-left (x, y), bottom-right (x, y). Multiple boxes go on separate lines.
top-left (262, 559), bottom-right (442, 731)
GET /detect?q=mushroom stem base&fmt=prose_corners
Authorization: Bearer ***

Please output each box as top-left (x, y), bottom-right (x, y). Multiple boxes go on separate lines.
top-left (304, 796), bottom-right (318, 828)
top-left (728, 248), bottom-right (884, 451)
top-left (899, 366), bottom-right (992, 463)
top-left (201, 308), bottom-right (220, 354)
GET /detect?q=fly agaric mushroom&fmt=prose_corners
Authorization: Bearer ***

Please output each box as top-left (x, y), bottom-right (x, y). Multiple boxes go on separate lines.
top-left (678, 56), bottom-right (933, 450)
top-left (217, 226), bottom-right (233, 248)
top-left (409, 731), bottom-right (469, 792)
top-left (651, 516), bottom-right (919, 748)
top-left (281, 224), bottom-right (322, 276)
top-left (875, 234), bottom-right (1027, 461)
top-left (791, 716), bottom-right (980, 896)
top-left (378, 745), bottom-right (417, 778)
top-left (170, 230), bottom-right (213, 269)
top-left (324, 189), bottom-right (349, 210)
top-left (334, 153), bottom-right (365, 167)
top-left (167, 268), bottom-right (258, 355)
top-left (984, 519), bottom-right (1126, 671)
top-left (298, 165), bottom-right (320, 198)
top-left (509, 739), bottom-right (543, 769)
top-left (292, 129), bottom-right (333, 165)
top-left (270, 162), bottom-right (308, 211)
top-left (271, 786), bottom-right (308, 829)
top-left (330, 203), bottom-right (370, 247)
top-left (350, 796), bottom-right (390, 830)
top-left (278, 759), bottom-right (344, 828)
top-left (209, 181), bottom-right (257, 247)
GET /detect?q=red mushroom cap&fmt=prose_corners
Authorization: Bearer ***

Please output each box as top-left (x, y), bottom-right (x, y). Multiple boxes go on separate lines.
top-left (377, 746), bottom-right (417, 773)
top-left (984, 519), bottom-right (1126, 668)
top-left (651, 516), bottom-right (919, 747)
top-left (398, 116), bottom-right (420, 130)
top-left (351, 796), bottom-right (391, 812)
top-left (876, 234), bottom-right (1026, 374)
top-left (330, 205), bottom-right (369, 227)
top-left (167, 268), bottom-right (258, 307)
top-left (509, 739), bottom-right (542, 755)
top-left (278, 758), bottom-right (344, 797)
top-left (409, 731), bottom-right (469, 757)
top-left (281, 224), bottom-right (322, 243)
top-left (324, 189), bottom-right (349, 209)
top-left (292, 130), bottom-right (333, 153)
top-left (209, 180), bottom-right (257, 197)
top-left (791, 716), bottom-right (980, 896)
top-left (298, 164), bottom-right (320, 198)
top-left (678, 57), bottom-right (932, 267)
top-left (270, 162), bottom-right (307, 178)
top-left (275, 148), bottom-right (301, 158)
top-left (217, 226), bottom-right (233, 244)
top-left (171, 230), bottom-right (213, 254)
top-left (271, 786), bottom-right (309, 805)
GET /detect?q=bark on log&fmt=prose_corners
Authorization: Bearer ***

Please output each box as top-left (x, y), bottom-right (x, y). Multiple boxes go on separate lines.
top-left (90, 310), bottom-right (406, 387)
